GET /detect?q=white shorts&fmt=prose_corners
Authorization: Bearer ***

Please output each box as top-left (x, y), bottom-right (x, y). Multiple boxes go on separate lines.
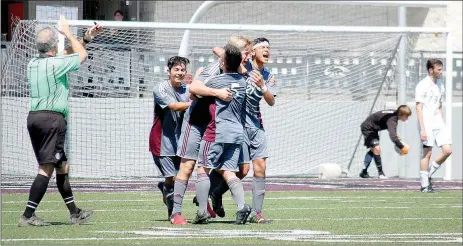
top-left (423, 127), bottom-right (452, 147)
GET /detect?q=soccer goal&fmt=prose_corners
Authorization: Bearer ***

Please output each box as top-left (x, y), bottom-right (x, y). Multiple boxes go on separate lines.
top-left (0, 16), bottom-right (452, 180)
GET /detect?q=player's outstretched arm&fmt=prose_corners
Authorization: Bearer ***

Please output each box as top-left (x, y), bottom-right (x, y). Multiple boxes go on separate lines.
top-left (189, 79), bottom-right (232, 102)
top-left (167, 101), bottom-right (191, 112)
top-left (386, 119), bottom-right (407, 155)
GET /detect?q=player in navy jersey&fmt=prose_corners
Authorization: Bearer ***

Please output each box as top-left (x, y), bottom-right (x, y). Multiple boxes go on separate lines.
top-left (206, 38), bottom-right (276, 223)
top-left (148, 56), bottom-right (191, 219)
top-left (360, 105), bottom-right (411, 179)
top-left (170, 37), bottom-right (252, 225)
top-left (189, 44), bottom-right (251, 225)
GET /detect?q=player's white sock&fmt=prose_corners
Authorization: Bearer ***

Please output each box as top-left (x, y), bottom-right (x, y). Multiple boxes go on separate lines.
top-left (420, 171), bottom-right (429, 188)
top-left (428, 161), bottom-right (441, 177)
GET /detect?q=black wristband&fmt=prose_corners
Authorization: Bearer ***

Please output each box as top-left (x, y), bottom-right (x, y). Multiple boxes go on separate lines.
top-left (83, 38), bottom-right (91, 44)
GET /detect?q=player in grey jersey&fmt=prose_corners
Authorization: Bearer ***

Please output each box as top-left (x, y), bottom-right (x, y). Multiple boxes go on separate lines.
top-left (170, 36), bottom-right (252, 225)
top-left (207, 38), bottom-right (276, 223)
top-left (189, 44), bottom-right (251, 225)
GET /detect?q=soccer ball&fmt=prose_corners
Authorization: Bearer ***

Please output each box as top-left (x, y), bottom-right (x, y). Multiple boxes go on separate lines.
top-left (318, 163), bottom-right (342, 179)
top-left (395, 142), bottom-right (409, 155)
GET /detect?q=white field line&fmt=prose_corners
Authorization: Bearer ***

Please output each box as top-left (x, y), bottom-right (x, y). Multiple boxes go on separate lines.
top-left (2, 229), bottom-right (461, 243)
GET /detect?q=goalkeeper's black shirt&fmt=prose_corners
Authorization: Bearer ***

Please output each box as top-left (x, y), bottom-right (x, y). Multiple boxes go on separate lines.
top-left (361, 109), bottom-right (404, 149)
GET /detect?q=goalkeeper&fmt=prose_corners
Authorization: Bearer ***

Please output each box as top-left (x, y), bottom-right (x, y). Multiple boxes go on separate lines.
top-left (19, 16), bottom-right (102, 227)
top-left (359, 105), bottom-right (412, 179)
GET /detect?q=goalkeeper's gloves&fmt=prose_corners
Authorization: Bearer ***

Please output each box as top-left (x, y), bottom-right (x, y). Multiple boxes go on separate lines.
top-left (400, 145), bottom-right (409, 156)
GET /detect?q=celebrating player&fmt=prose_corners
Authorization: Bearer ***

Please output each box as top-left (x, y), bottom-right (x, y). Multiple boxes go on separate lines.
top-left (149, 56), bottom-right (192, 219)
top-left (169, 36), bottom-right (252, 225)
top-left (359, 105), bottom-right (412, 179)
top-left (415, 59), bottom-right (452, 193)
top-left (18, 16), bottom-right (102, 227)
top-left (207, 37), bottom-right (276, 223)
top-left (190, 44), bottom-right (250, 225)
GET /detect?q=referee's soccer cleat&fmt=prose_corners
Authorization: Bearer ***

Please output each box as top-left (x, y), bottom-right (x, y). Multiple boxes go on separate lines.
top-left (18, 214), bottom-right (51, 227)
top-left (70, 209), bottom-right (94, 225)
top-left (191, 211), bottom-right (211, 224)
top-left (193, 196), bottom-right (216, 218)
top-left (234, 204), bottom-right (251, 225)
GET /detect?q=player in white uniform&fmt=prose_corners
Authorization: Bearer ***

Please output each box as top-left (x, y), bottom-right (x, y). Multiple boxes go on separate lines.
top-left (415, 59), bottom-right (452, 193)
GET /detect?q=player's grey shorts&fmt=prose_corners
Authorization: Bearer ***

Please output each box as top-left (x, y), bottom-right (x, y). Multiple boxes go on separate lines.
top-left (153, 155), bottom-right (181, 178)
top-left (176, 121), bottom-right (205, 161)
top-left (197, 140), bottom-right (242, 172)
top-left (239, 127), bottom-right (268, 164)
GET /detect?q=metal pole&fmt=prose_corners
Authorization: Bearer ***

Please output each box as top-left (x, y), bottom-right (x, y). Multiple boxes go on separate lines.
top-left (397, 6), bottom-right (407, 178)
top-left (398, 6), bottom-right (407, 105)
top-left (444, 31), bottom-right (453, 180)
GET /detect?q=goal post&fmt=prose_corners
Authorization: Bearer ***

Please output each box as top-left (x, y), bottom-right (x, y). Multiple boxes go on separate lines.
top-left (0, 19), bottom-right (452, 180)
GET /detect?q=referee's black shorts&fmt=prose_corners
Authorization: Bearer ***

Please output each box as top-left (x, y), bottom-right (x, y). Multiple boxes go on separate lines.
top-left (27, 110), bottom-right (68, 167)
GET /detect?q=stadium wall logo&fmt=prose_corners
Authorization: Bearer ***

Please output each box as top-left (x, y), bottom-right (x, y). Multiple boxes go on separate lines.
top-left (324, 66), bottom-right (350, 78)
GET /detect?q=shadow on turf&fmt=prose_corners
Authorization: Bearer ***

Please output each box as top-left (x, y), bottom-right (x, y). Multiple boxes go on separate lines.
top-left (48, 221), bottom-right (94, 226)
top-left (155, 218), bottom-right (240, 224)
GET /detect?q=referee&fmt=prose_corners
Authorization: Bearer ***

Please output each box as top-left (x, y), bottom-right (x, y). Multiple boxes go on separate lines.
top-left (18, 16), bottom-right (102, 227)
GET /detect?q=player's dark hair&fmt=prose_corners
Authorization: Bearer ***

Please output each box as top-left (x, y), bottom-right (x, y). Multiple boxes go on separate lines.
top-left (397, 105), bottom-right (412, 117)
top-left (223, 44), bottom-right (242, 73)
top-left (114, 10), bottom-right (124, 16)
top-left (167, 56), bottom-right (190, 71)
top-left (253, 37), bottom-right (270, 46)
top-left (426, 59), bottom-right (443, 72)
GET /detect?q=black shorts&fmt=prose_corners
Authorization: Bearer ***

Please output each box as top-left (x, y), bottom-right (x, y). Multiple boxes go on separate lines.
top-left (27, 110), bottom-right (68, 167)
top-left (361, 127), bottom-right (380, 148)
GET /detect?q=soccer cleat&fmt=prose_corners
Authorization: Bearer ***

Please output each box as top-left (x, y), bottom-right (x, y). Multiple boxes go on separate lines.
top-left (191, 211), bottom-right (211, 224)
top-left (249, 212), bottom-right (271, 224)
top-left (420, 186), bottom-right (435, 193)
top-left (359, 171), bottom-right (370, 178)
top-left (170, 213), bottom-right (188, 225)
top-left (234, 204), bottom-right (251, 225)
top-left (192, 196), bottom-right (216, 218)
top-left (378, 172), bottom-right (388, 179)
top-left (18, 214), bottom-right (51, 227)
top-left (70, 209), bottom-right (94, 225)
top-left (157, 181), bottom-right (166, 206)
top-left (210, 194), bottom-right (226, 218)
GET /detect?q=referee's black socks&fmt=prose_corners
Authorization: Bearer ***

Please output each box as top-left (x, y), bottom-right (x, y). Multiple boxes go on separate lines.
top-left (23, 174), bottom-right (50, 218)
top-left (56, 173), bottom-right (79, 215)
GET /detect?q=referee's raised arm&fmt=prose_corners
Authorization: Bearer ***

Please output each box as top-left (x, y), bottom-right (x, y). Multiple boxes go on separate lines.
top-left (58, 15), bottom-right (102, 63)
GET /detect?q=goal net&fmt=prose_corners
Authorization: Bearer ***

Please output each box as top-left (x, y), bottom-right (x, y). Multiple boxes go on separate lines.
top-left (0, 18), bottom-right (448, 179)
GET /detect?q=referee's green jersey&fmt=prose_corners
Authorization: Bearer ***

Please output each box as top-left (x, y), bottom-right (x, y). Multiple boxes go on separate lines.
top-left (27, 53), bottom-right (80, 117)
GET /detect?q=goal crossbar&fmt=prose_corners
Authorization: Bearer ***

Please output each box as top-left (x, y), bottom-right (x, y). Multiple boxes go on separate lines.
top-left (48, 20), bottom-right (451, 34)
